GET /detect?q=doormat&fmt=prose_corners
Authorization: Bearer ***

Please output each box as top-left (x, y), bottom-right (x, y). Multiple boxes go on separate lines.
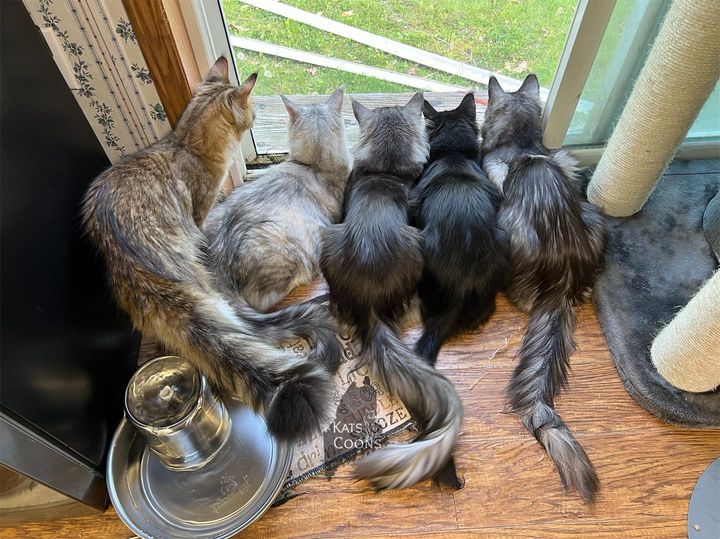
top-left (278, 332), bottom-right (414, 489)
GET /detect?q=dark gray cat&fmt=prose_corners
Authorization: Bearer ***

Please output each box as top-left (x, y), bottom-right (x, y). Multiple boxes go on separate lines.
top-left (321, 94), bottom-right (463, 489)
top-left (481, 74), bottom-right (605, 502)
top-left (205, 88), bottom-right (350, 311)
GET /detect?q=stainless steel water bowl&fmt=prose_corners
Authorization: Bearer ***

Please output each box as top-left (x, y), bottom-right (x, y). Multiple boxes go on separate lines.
top-left (125, 355), bottom-right (231, 471)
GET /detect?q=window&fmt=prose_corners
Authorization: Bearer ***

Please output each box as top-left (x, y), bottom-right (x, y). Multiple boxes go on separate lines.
top-left (180, 0), bottom-right (719, 168)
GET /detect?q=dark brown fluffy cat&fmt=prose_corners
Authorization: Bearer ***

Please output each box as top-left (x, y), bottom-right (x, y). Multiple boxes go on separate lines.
top-left (82, 58), bottom-right (342, 443)
top-left (481, 74), bottom-right (605, 502)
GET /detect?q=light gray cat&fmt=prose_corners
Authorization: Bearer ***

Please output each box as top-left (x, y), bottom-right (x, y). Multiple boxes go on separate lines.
top-left (205, 88), bottom-right (351, 311)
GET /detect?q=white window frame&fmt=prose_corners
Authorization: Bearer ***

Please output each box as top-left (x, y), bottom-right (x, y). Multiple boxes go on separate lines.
top-left (542, 0), bottom-right (617, 151)
top-left (543, 0), bottom-right (720, 165)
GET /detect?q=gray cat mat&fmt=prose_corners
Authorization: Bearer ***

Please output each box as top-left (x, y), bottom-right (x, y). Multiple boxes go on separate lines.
top-left (592, 159), bottom-right (720, 426)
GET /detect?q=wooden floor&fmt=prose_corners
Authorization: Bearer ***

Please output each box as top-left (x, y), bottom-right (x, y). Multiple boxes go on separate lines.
top-left (3, 281), bottom-right (719, 538)
top-left (251, 91), bottom-right (486, 155)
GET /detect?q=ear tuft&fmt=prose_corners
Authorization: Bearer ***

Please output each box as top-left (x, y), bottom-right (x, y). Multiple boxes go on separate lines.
top-left (458, 93), bottom-right (476, 118)
top-left (326, 87), bottom-right (344, 113)
top-left (423, 100), bottom-right (438, 119)
top-left (404, 92), bottom-right (424, 116)
top-left (488, 77), bottom-right (505, 102)
top-left (352, 98), bottom-right (372, 126)
top-left (519, 74), bottom-right (540, 97)
top-left (239, 72), bottom-right (257, 95)
top-left (231, 72), bottom-right (257, 107)
top-left (206, 57), bottom-right (229, 83)
top-left (281, 94), bottom-right (299, 122)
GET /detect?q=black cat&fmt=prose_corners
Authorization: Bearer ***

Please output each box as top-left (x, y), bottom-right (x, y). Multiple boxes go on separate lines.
top-left (321, 94), bottom-right (463, 489)
top-left (411, 93), bottom-right (508, 365)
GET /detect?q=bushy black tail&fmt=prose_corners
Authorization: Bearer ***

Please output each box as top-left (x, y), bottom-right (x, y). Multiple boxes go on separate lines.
top-left (354, 315), bottom-right (463, 489)
top-left (507, 298), bottom-right (599, 502)
top-left (236, 297), bottom-right (344, 442)
top-left (416, 286), bottom-right (497, 365)
top-left (413, 286), bottom-right (496, 489)
top-left (235, 296), bottom-right (343, 375)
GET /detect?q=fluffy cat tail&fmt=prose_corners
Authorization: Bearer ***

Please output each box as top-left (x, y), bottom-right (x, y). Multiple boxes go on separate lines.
top-left (149, 289), bottom-right (336, 444)
top-left (240, 299), bottom-right (344, 441)
top-left (232, 296), bottom-right (344, 375)
top-left (354, 316), bottom-right (462, 489)
top-left (506, 297), bottom-right (599, 503)
top-left (415, 287), bottom-right (497, 365)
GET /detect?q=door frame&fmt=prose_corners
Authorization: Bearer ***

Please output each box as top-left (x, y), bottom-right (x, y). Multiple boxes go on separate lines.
top-left (541, 0), bottom-right (617, 151)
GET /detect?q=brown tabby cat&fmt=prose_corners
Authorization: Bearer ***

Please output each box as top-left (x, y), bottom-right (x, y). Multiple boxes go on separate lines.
top-left (82, 58), bottom-right (343, 443)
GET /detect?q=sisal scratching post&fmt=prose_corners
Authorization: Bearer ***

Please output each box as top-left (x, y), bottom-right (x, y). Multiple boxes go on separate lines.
top-left (651, 270), bottom-right (720, 393)
top-left (588, 0), bottom-right (720, 217)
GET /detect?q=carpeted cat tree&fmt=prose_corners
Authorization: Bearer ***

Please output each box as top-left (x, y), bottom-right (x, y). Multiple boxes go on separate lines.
top-left (588, 0), bottom-right (720, 424)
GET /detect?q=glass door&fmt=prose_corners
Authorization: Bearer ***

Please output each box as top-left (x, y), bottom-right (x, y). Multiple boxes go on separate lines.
top-left (181, 0), bottom-right (719, 167)
top-left (551, 0), bottom-right (720, 160)
top-left (184, 0), bottom-right (578, 161)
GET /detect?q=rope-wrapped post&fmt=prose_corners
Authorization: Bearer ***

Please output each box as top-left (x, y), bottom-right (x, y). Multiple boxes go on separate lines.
top-left (588, 0), bottom-right (720, 217)
top-left (651, 270), bottom-right (720, 393)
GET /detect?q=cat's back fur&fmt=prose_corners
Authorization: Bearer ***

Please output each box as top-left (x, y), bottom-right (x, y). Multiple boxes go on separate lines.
top-left (501, 153), bottom-right (604, 307)
top-left (325, 162), bottom-right (423, 323)
top-left (411, 94), bottom-right (508, 364)
top-left (323, 101), bottom-right (429, 320)
top-left (206, 89), bottom-right (350, 311)
top-left (480, 77), bottom-right (604, 308)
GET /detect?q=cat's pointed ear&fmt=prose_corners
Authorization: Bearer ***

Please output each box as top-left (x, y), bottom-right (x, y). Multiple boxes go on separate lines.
top-left (352, 98), bottom-right (372, 127)
top-left (458, 93), bottom-right (476, 118)
top-left (281, 95), bottom-right (299, 122)
top-left (238, 72), bottom-right (257, 96)
top-left (232, 72), bottom-right (257, 106)
top-left (519, 74), bottom-right (540, 97)
top-left (206, 57), bottom-right (230, 83)
top-left (404, 92), bottom-right (424, 116)
top-left (488, 76), bottom-right (505, 102)
top-left (326, 87), bottom-right (344, 113)
top-left (423, 100), bottom-right (438, 120)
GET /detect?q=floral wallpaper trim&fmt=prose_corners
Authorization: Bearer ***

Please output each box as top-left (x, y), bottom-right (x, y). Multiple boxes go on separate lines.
top-left (23, 0), bottom-right (171, 163)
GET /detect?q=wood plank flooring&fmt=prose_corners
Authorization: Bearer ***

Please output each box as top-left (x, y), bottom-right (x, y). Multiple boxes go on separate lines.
top-left (3, 281), bottom-right (718, 538)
